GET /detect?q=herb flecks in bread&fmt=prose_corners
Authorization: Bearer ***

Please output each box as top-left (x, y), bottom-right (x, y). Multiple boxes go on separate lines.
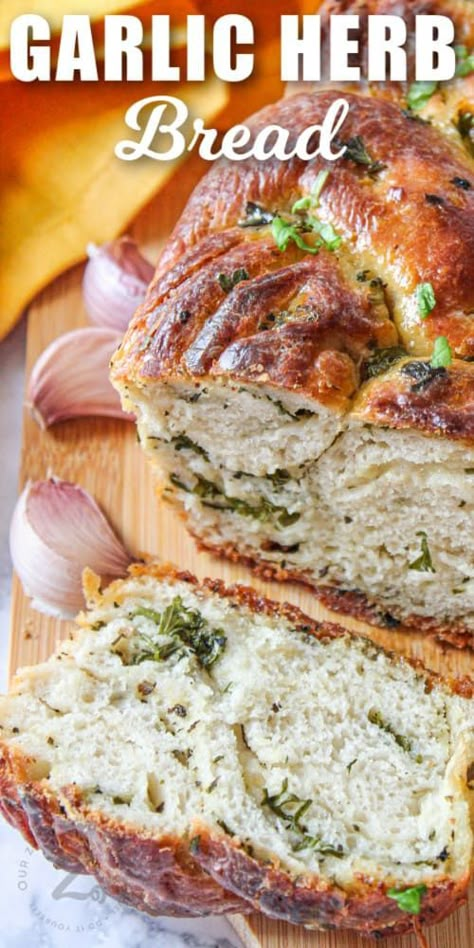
top-left (0, 565), bottom-right (473, 935)
top-left (111, 43), bottom-right (474, 641)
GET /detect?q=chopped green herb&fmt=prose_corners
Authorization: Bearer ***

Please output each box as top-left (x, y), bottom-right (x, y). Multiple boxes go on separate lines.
top-left (221, 493), bottom-right (300, 528)
top-left (170, 472), bottom-right (219, 500)
top-left (172, 472), bottom-right (300, 529)
top-left (292, 837), bottom-right (344, 857)
top-left (277, 510), bottom-right (301, 527)
top-left (416, 282), bottom-right (436, 318)
top-left (338, 135), bottom-right (386, 175)
top-left (455, 45), bottom-right (474, 77)
top-left (271, 202), bottom-right (341, 259)
top-left (266, 468), bottom-right (291, 487)
top-left (431, 336), bottom-right (453, 368)
top-left (193, 475), bottom-right (222, 499)
top-left (368, 709), bottom-right (413, 753)
top-left (132, 606), bottom-right (163, 624)
top-left (407, 81), bottom-right (438, 111)
top-left (262, 779), bottom-right (312, 833)
top-left (365, 346), bottom-right (407, 379)
top-left (116, 596), bottom-right (226, 668)
top-left (172, 434), bottom-right (209, 460)
top-left (271, 216), bottom-right (320, 255)
top-left (291, 196), bottom-right (312, 214)
top-left (170, 473), bottom-right (192, 492)
top-left (292, 169), bottom-right (330, 213)
top-left (266, 395), bottom-right (314, 421)
top-left (387, 885), bottom-right (427, 915)
top-left (217, 268), bottom-right (249, 293)
top-left (238, 202), bottom-right (274, 228)
top-left (408, 531), bottom-right (436, 573)
top-left (262, 779), bottom-right (344, 858)
top-left (307, 216), bottom-right (342, 251)
top-left (347, 759), bottom-right (357, 772)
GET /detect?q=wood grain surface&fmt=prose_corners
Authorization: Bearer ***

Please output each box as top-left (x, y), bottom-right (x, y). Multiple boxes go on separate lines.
top-left (8, 152), bottom-right (473, 948)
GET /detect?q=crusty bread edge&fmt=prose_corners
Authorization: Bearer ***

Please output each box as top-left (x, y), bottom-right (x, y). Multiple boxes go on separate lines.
top-left (0, 744), bottom-right (250, 917)
top-left (0, 739), bottom-right (470, 936)
top-left (86, 561), bottom-right (474, 686)
top-left (182, 523), bottom-right (474, 652)
top-left (1, 561), bottom-right (472, 935)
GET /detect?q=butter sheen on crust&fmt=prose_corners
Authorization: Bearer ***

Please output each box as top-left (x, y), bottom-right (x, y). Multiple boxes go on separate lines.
top-left (111, 2), bottom-right (474, 640)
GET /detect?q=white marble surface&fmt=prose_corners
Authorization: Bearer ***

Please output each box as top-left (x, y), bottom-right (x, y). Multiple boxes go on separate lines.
top-left (0, 321), bottom-right (243, 948)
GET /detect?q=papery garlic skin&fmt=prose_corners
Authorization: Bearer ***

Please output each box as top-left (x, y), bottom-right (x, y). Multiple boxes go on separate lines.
top-left (26, 328), bottom-right (131, 429)
top-left (10, 479), bottom-right (132, 618)
top-left (83, 237), bottom-right (154, 331)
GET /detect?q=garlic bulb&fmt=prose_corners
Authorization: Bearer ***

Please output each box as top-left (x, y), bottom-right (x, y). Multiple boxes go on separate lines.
top-left (10, 478), bottom-right (132, 618)
top-left (26, 328), bottom-right (131, 428)
top-left (83, 237), bottom-right (154, 331)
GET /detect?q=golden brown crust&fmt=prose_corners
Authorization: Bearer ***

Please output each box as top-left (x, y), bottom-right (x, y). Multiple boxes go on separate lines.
top-left (1, 752), bottom-right (469, 935)
top-left (109, 22), bottom-right (474, 648)
top-left (0, 745), bottom-right (250, 918)
top-left (353, 359), bottom-right (474, 440)
top-left (112, 232), bottom-right (398, 411)
top-left (112, 75), bottom-right (474, 437)
top-left (192, 830), bottom-right (470, 937)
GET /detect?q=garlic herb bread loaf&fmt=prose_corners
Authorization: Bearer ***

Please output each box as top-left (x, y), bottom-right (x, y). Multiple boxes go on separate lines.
top-left (111, 0), bottom-right (474, 645)
top-left (0, 564), bottom-right (473, 936)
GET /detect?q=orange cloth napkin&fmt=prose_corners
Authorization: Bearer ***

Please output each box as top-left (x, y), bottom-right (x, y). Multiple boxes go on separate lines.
top-left (0, 0), bottom-right (298, 340)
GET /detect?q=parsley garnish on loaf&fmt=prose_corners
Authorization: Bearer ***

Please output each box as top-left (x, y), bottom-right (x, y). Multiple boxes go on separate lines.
top-left (112, 595), bottom-right (226, 668)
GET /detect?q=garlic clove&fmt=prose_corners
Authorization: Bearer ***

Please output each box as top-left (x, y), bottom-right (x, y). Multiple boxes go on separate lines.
top-left (83, 237), bottom-right (154, 331)
top-left (26, 328), bottom-right (132, 429)
top-left (10, 478), bottom-right (132, 618)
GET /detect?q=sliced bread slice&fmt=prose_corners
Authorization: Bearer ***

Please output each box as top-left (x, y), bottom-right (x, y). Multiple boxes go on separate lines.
top-left (0, 563), bottom-right (472, 937)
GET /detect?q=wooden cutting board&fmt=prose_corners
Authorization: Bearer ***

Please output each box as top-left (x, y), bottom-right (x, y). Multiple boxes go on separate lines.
top-left (8, 152), bottom-right (473, 948)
